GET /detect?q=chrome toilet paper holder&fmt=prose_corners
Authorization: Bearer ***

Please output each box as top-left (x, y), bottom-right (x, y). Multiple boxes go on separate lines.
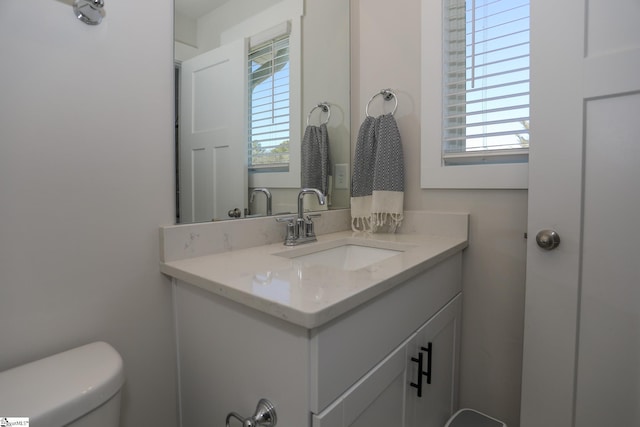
top-left (226, 398), bottom-right (277, 427)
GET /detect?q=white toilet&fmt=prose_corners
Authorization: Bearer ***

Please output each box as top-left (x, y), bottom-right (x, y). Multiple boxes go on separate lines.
top-left (0, 341), bottom-right (124, 427)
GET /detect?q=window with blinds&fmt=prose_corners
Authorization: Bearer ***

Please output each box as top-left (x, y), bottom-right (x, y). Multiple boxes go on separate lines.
top-left (443, 0), bottom-right (530, 165)
top-left (248, 34), bottom-right (291, 172)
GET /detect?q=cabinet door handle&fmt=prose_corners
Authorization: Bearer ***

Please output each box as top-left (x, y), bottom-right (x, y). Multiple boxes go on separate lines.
top-left (410, 351), bottom-right (424, 397)
top-left (409, 342), bottom-right (433, 398)
top-left (422, 343), bottom-right (432, 385)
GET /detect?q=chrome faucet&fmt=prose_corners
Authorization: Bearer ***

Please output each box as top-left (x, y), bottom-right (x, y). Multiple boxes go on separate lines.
top-left (276, 188), bottom-right (325, 246)
top-left (250, 188), bottom-right (272, 216)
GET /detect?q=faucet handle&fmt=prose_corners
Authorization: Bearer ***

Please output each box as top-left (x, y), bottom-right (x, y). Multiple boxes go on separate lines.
top-left (303, 214), bottom-right (322, 238)
top-left (275, 215), bottom-right (295, 223)
top-left (276, 216), bottom-right (297, 245)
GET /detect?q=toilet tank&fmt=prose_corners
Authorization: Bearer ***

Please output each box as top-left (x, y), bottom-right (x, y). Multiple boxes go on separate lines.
top-left (0, 341), bottom-right (124, 427)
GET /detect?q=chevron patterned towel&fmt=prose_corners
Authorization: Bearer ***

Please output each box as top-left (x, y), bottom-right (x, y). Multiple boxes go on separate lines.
top-left (301, 123), bottom-right (331, 195)
top-left (351, 113), bottom-right (404, 232)
top-left (351, 116), bottom-right (376, 231)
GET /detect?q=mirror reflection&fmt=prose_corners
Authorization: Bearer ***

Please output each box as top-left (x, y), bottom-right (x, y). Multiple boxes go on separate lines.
top-left (174, 0), bottom-right (351, 224)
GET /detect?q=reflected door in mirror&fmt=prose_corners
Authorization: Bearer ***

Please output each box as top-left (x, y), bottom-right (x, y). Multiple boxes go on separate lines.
top-left (179, 38), bottom-right (248, 222)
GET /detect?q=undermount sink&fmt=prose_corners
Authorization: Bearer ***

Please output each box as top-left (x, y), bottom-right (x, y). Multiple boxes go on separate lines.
top-left (276, 240), bottom-right (410, 271)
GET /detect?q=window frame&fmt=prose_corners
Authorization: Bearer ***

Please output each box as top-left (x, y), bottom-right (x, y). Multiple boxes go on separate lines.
top-left (420, 0), bottom-right (529, 189)
top-left (248, 33), bottom-right (292, 173)
top-left (221, 0), bottom-right (302, 189)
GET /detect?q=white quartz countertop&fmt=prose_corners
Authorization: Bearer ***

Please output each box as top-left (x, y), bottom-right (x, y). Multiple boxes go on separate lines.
top-left (161, 231), bottom-right (467, 329)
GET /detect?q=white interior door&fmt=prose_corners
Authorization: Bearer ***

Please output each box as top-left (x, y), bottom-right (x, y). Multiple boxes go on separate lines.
top-left (179, 39), bottom-right (247, 222)
top-left (521, 1), bottom-right (640, 426)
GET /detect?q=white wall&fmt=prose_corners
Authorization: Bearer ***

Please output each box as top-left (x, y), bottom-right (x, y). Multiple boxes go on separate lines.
top-left (303, 0), bottom-right (351, 210)
top-left (175, 11), bottom-right (198, 48)
top-left (351, 0), bottom-right (527, 425)
top-left (197, 0), bottom-right (282, 56)
top-left (0, 1), bottom-right (177, 426)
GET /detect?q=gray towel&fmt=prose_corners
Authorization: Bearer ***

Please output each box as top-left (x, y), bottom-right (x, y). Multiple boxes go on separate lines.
top-left (371, 113), bottom-right (404, 231)
top-left (351, 116), bottom-right (377, 230)
top-left (351, 114), bottom-right (404, 232)
top-left (301, 123), bottom-right (331, 195)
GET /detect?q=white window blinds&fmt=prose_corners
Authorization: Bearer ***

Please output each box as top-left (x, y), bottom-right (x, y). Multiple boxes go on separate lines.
top-left (443, 0), bottom-right (530, 165)
top-left (248, 33), bottom-right (291, 171)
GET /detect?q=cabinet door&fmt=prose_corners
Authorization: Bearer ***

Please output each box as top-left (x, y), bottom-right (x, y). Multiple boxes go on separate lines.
top-left (405, 295), bottom-right (461, 427)
top-left (312, 342), bottom-right (407, 427)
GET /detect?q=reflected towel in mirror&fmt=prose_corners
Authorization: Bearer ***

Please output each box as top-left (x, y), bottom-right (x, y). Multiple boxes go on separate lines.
top-left (301, 123), bottom-right (331, 196)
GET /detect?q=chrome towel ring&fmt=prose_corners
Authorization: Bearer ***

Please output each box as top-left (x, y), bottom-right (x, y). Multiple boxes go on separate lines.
top-left (306, 103), bottom-right (331, 126)
top-left (365, 89), bottom-right (398, 117)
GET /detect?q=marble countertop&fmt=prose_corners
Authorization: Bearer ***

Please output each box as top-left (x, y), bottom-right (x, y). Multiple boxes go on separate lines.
top-left (161, 230), bottom-right (467, 329)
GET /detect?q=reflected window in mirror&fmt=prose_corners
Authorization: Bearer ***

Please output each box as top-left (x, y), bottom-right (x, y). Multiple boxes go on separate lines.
top-left (248, 30), bottom-right (291, 174)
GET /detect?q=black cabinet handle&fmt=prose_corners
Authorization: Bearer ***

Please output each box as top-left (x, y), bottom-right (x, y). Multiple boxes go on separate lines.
top-left (422, 342), bottom-right (432, 385)
top-left (409, 342), bottom-right (433, 398)
top-left (409, 351), bottom-right (424, 397)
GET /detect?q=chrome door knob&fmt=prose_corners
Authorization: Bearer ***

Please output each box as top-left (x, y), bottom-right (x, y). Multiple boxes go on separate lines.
top-left (228, 208), bottom-right (242, 218)
top-left (536, 229), bottom-right (561, 250)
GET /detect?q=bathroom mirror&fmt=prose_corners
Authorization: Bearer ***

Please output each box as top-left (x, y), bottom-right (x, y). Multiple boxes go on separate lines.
top-left (174, 0), bottom-right (350, 224)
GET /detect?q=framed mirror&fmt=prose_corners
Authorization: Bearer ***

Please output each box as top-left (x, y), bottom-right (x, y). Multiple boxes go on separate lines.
top-left (174, 0), bottom-right (350, 224)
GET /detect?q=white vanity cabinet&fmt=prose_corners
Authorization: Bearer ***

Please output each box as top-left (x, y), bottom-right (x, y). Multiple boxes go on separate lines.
top-left (172, 251), bottom-right (462, 427)
top-left (312, 295), bottom-right (461, 427)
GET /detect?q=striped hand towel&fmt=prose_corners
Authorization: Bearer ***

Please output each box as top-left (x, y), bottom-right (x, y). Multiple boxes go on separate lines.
top-left (351, 114), bottom-right (404, 232)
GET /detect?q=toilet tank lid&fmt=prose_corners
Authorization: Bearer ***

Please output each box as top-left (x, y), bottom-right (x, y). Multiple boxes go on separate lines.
top-left (0, 341), bottom-right (124, 426)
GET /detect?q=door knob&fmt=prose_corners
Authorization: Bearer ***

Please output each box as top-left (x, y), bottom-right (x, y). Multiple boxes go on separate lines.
top-left (228, 208), bottom-right (241, 218)
top-left (536, 229), bottom-right (560, 250)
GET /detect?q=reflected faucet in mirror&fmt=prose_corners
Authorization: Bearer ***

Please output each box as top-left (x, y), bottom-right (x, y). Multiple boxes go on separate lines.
top-left (250, 188), bottom-right (272, 216)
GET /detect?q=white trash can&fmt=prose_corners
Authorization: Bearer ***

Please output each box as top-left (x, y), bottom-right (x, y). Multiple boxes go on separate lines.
top-left (445, 408), bottom-right (506, 427)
